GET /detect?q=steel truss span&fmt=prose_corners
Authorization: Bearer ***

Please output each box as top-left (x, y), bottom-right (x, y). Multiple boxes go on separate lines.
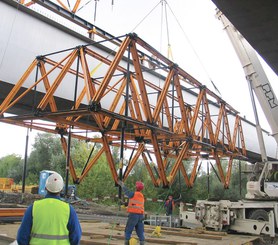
top-left (0, 30), bottom-right (249, 188)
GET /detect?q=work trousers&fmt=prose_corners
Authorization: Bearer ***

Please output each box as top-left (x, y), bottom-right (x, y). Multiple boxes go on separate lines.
top-left (125, 213), bottom-right (145, 241)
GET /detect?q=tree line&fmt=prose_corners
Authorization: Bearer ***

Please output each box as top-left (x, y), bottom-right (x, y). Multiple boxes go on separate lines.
top-left (0, 133), bottom-right (249, 213)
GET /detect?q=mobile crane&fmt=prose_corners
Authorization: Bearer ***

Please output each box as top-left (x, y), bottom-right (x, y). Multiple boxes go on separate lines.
top-left (179, 10), bottom-right (278, 237)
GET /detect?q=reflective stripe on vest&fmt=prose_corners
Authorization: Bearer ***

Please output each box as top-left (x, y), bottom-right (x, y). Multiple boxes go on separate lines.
top-left (127, 191), bottom-right (144, 214)
top-left (31, 198), bottom-right (70, 245)
top-left (31, 234), bottom-right (69, 240)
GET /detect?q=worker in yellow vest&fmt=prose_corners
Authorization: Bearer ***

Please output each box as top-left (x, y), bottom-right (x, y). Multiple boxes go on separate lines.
top-left (118, 180), bottom-right (145, 245)
top-left (17, 172), bottom-right (82, 245)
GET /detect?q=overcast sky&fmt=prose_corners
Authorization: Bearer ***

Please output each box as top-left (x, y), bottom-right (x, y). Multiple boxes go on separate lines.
top-left (0, 0), bottom-right (277, 158)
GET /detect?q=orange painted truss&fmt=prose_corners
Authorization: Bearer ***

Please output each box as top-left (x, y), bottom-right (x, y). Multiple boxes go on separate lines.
top-left (0, 33), bottom-right (246, 188)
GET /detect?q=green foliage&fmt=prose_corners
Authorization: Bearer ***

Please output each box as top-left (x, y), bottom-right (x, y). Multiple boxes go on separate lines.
top-left (77, 154), bottom-right (117, 199)
top-left (0, 132), bottom-right (249, 211)
top-left (26, 133), bottom-right (65, 184)
top-left (0, 154), bottom-right (23, 182)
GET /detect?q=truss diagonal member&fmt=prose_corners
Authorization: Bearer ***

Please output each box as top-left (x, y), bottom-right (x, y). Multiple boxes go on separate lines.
top-left (65, 87), bottom-right (87, 123)
top-left (0, 55), bottom-right (70, 116)
top-left (110, 102), bottom-right (125, 131)
top-left (0, 59), bottom-right (37, 114)
top-left (129, 75), bottom-right (145, 135)
top-left (78, 147), bottom-right (105, 183)
top-left (163, 95), bottom-right (173, 132)
top-left (80, 47), bottom-right (97, 101)
top-left (92, 35), bottom-right (131, 103)
top-left (168, 141), bottom-right (190, 185)
top-left (89, 111), bottom-right (104, 131)
top-left (72, 0), bottom-right (81, 13)
top-left (189, 87), bottom-right (206, 135)
top-left (225, 157), bottom-right (234, 188)
top-left (102, 135), bottom-right (118, 182)
top-left (202, 90), bottom-right (217, 145)
top-left (128, 99), bottom-right (142, 137)
top-left (213, 151), bottom-right (226, 185)
top-left (56, 0), bottom-right (70, 11)
top-left (129, 76), bottom-right (144, 121)
top-left (141, 152), bottom-right (158, 187)
top-left (130, 39), bottom-right (153, 123)
top-left (222, 104), bottom-right (233, 150)
top-left (214, 103), bottom-right (225, 144)
top-left (85, 48), bottom-right (126, 74)
top-left (60, 136), bottom-right (78, 183)
top-left (233, 115), bottom-right (246, 155)
top-left (38, 60), bottom-right (58, 112)
top-left (123, 143), bottom-right (145, 181)
top-left (189, 156), bottom-right (200, 187)
top-left (150, 132), bottom-right (168, 186)
top-left (37, 49), bottom-right (79, 110)
top-left (103, 77), bottom-right (126, 128)
top-left (153, 68), bottom-right (175, 123)
top-left (179, 162), bottom-right (191, 187)
top-left (173, 73), bottom-right (190, 134)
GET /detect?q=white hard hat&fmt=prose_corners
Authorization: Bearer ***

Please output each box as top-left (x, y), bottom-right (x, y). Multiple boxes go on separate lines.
top-left (45, 172), bottom-right (64, 193)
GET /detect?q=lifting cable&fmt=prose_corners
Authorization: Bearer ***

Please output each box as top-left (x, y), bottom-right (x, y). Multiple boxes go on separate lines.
top-left (75, 0), bottom-right (93, 14)
top-left (163, 1), bottom-right (173, 60)
top-left (130, 1), bottom-right (161, 32)
top-left (159, 1), bottom-right (164, 56)
top-left (66, 0), bottom-right (71, 11)
top-left (93, 0), bottom-right (99, 24)
top-left (166, 2), bottom-right (222, 97)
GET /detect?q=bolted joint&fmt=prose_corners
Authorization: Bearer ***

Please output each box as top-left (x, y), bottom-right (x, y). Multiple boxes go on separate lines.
top-left (88, 101), bottom-right (101, 112)
top-left (55, 126), bottom-right (68, 136)
top-left (199, 85), bottom-right (206, 90)
top-left (185, 136), bottom-right (193, 143)
top-left (36, 56), bottom-right (45, 65)
top-left (73, 178), bottom-right (80, 185)
top-left (36, 55), bottom-right (45, 61)
top-left (34, 108), bottom-right (43, 117)
top-left (128, 32), bottom-right (138, 40)
top-left (219, 98), bottom-right (226, 105)
top-left (135, 136), bottom-right (144, 143)
top-left (170, 63), bottom-right (179, 70)
top-left (76, 45), bottom-right (84, 55)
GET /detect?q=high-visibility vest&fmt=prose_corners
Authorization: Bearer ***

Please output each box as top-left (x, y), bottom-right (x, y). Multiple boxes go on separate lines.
top-left (30, 198), bottom-right (70, 245)
top-left (127, 191), bottom-right (144, 214)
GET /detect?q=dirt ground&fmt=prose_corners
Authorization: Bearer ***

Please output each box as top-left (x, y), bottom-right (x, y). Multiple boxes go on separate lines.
top-left (0, 191), bottom-right (127, 216)
top-left (0, 221), bottom-right (269, 245)
top-left (0, 192), bottom-right (278, 244)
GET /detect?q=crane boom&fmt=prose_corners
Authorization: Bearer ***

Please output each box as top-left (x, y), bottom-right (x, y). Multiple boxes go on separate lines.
top-left (216, 10), bottom-right (278, 161)
top-left (177, 11), bottom-right (278, 235)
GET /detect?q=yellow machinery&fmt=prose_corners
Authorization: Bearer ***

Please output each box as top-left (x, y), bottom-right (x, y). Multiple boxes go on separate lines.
top-left (0, 178), bottom-right (38, 194)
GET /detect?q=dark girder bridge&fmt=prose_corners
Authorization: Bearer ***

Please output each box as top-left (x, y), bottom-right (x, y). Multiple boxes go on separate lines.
top-left (0, 31), bottom-right (247, 189)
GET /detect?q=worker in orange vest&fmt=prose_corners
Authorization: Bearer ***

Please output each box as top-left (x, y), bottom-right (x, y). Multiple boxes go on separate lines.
top-left (118, 180), bottom-right (145, 245)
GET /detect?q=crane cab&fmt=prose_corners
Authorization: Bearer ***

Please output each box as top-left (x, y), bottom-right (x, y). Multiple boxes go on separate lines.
top-left (246, 161), bottom-right (278, 200)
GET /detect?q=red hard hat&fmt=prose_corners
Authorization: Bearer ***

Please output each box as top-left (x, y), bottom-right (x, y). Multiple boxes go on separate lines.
top-left (136, 181), bottom-right (144, 191)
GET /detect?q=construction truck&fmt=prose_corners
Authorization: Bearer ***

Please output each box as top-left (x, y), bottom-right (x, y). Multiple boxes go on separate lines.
top-left (179, 11), bottom-right (278, 237)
